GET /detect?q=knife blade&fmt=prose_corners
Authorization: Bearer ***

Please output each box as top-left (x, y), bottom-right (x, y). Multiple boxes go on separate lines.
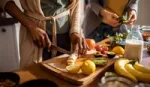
top-left (51, 44), bottom-right (72, 55)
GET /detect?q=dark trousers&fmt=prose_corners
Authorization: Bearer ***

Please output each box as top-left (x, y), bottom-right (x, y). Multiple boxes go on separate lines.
top-left (43, 32), bottom-right (71, 60)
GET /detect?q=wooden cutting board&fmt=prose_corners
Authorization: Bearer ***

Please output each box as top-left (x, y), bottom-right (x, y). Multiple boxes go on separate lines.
top-left (41, 52), bottom-right (115, 85)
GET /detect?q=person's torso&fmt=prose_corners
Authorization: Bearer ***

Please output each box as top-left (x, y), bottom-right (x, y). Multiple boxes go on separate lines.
top-left (40, 0), bottom-right (70, 35)
top-left (106, 0), bottom-right (129, 16)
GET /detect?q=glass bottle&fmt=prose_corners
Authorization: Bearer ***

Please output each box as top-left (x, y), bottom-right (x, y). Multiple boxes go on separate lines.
top-left (124, 25), bottom-right (144, 62)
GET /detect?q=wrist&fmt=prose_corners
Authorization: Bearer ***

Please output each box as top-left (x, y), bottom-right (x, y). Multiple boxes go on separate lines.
top-left (100, 9), bottom-right (107, 17)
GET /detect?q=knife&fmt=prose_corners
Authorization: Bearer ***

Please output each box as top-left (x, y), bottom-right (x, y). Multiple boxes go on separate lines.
top-left (51, 44), bottom-right (72, 55)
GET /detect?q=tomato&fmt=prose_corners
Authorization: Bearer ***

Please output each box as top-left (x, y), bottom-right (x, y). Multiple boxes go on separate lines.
top-left (102, 46), bottom-right (109, 51)
top-left (101, 50), bottom-right (107, 55)
top-left (86, 39), bottom-right (96, 50)
top-left (95, 44), bottom-right (103, 51)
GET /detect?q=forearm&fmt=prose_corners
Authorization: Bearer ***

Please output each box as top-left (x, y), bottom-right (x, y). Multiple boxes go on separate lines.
top-left (70, 0), bottom-right (81, 35)
top-left (4, 1), bottom-right (37, 29)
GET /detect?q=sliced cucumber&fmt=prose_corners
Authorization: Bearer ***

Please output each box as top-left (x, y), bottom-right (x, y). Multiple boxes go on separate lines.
top-left (92, 58), bottom-right (108, 66)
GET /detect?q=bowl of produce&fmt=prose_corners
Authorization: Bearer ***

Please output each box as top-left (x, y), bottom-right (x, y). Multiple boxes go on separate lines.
top-left (0, 72), bottom-right (20, 87)
top-left (100, 72), bottom-right (136, 87)
top-left (107, 52), bottom-right (116, 58)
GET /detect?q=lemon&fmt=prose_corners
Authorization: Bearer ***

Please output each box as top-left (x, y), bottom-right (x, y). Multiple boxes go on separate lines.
top-left (112, 46), bottom-right (125, 55)
top-left (81, 60), bottom-right (96, 75)
top-left (66, 64), bottom-right (81, 74)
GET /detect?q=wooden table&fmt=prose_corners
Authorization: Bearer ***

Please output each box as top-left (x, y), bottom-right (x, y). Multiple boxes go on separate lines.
top-left (14, 50), bottom-right (150, 87)
top-left (14, 54), bottom-right (107, 87)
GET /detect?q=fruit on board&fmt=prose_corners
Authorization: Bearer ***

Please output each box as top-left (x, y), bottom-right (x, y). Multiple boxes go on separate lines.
top-left (114, 58), bottom-right (137, 82)
top-left (95, 44), bottom-right (109, 55)
top-left (95, 44), bottom-right (103, 51)
top-left (107, 51), bottom-right (116, 58)
top-left (81, 60), bottom-right (96, 75)
top-left (94, 52), bottom-right (103, 58)
top-left (112, 46), bottom-right (125, 55)
top-left (125, 63), bottom-right (150, 83)
top-left (86, 39), bottom-right (96, 50)
top-left (66, 64), bottom-right (81, 74)
top-left (92, 58), bottom-right (108, 66)
top-left (134, 61), bottom-right (150, 73)
top-left (95, 44), bottom-right (109, 52)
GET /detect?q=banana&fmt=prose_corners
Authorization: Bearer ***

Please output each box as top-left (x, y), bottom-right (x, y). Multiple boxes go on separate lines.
top-left (114, 58), bottom-right (137, 82)
top-left (125, 63), bottom-right (150, 83)
top-left (134, 61), bottom-right (150, 73)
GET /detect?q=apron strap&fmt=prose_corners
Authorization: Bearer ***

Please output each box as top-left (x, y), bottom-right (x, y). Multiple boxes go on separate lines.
top-left (25, 10), bottom-right (70, 57)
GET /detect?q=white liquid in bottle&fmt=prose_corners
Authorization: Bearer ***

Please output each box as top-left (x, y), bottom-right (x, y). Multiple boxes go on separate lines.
top-left (124, 39), bottom-right (144, 62)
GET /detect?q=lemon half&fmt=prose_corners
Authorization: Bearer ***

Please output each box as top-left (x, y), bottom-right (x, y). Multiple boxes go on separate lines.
top-left (66, 64), bottom-right (81, 74)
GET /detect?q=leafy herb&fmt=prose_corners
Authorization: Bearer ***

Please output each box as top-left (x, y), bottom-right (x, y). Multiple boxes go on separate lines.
top-left (118, 16), bottom-right (129, 24)
top-left (112, 32), bottom-right (128, 42)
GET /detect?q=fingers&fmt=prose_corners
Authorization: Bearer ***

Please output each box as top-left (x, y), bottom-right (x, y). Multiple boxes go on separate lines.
top-left (72, 43), bottom-right (77, 53)
top-left (113, 13), bottom-right (119, 19)
top-left (82, 38), bottom-right (88, 55)
top-left (40, 35), bottom-right (46, 48)
top-left (128, 12), bottom-right (133, 21)
top-left (34, 39), bottom-right (42, 48)
top-left (128, 16), bottom-right (136, 25)
top-left (44, 33), bottom-right (51, 48)
top-left (31, 28), bottom-right (51, 49)
top-left (77, 37), bottom-right (83, 55)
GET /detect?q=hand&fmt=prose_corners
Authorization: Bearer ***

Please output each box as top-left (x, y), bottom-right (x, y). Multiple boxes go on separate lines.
top-left (127, 10), bottom-right (137, 25)
top-left (29, 27), bottom-right (51, 48)
top-left (101, 9), bottom-right (120, 27)
top-left (70, 33), bottom-right (88, 55)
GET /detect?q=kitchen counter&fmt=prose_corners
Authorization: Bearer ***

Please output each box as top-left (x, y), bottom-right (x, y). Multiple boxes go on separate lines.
top-left (14, 55), bottom-right (103, 87)
top-left (14, 49), bottom-right (150, 87)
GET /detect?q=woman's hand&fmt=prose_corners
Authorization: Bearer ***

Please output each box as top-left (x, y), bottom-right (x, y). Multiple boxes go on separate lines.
top-left (29, 28), bottom-right (51, 48)
top-left (101, 9), bottom-right (120, 27)
top-left (4, 1), bottom-right (51, 49)
top-left (70, 33), bottom-right (88, 55)
top-left (127, 10), bottom-right (137, 25)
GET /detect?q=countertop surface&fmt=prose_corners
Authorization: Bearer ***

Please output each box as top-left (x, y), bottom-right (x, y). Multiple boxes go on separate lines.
top-left (14, 50), bottom-right (150, 87)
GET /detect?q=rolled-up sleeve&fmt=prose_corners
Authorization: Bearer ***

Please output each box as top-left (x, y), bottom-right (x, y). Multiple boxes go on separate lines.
top-left (129, 0), bottom-right (139, 13)
top-left (88, 0), bottom-right (104, 16)
top-left (70, 0), bottom-right (81, 35)
top-left (0, 0), bottom-right (13, 10)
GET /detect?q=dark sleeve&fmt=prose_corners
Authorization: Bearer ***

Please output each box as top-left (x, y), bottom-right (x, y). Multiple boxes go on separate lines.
top-left (88, 0), bottom-right (104, 16)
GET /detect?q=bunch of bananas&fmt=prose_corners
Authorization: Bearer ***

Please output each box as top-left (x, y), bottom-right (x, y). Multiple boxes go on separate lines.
top-left (114, 58), bottom-right (150, 83)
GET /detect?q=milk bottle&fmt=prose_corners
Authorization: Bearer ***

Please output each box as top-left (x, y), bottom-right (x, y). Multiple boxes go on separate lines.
top-left (124, 25), bottom-right (144, 62)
